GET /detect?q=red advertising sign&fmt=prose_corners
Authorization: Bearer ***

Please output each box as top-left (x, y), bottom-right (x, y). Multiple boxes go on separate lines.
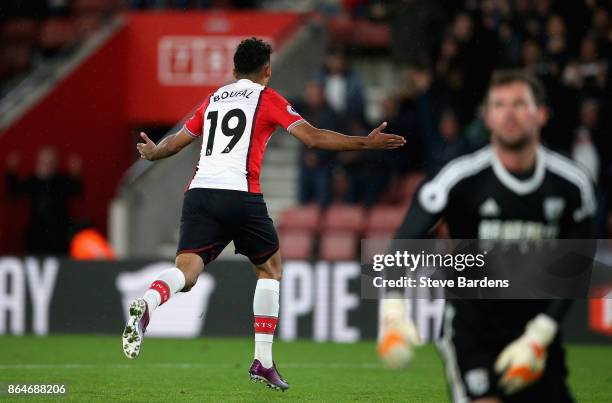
top-left (158, 35), bottom-right (273, 86)
top-left (125, 12), bottom-right (301, 124)
top-left (589, 287), bottom-right (612, 336)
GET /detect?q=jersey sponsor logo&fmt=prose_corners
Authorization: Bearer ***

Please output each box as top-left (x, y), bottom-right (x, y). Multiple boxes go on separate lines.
top-left (478, 220), bottom-right (559, 239)
top-left (479, 198), bottom-right (500, 217)
top-left (286, 104), bottom-right (300, 116)
top-left (465, 368), bottom-right (489, 396)
top-left (212, 89), bottom-right (255, 102)
top-left (543, 197), bottom-right (565, 222)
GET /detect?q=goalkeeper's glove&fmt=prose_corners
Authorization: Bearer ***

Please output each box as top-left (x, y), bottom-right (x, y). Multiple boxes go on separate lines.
top-left (494, 313), bottom-right (558, 394)
top-left (377, 297), bottom-right (422, 369)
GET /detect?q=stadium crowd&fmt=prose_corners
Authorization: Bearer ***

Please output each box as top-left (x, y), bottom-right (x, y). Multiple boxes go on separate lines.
top-left (294, 0), bottom-right (612, 238)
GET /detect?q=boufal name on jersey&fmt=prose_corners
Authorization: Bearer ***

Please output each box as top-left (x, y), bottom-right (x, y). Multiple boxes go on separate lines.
top-left (211, 89), bottom-right (256, 102)
top-left (183, 78), bottom-right (304, 194)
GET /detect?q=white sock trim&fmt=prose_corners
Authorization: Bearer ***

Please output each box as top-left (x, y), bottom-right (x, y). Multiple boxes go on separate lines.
top-left (255, 333), bottom-right (274, 342)
top-left (163, 267), bottom-right (186, 293)
top-left (256, 278), bottom-right (279, 292)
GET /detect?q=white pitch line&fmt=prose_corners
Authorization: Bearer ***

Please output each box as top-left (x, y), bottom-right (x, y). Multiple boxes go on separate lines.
top-left (0, 363), bottom-right (382, 370)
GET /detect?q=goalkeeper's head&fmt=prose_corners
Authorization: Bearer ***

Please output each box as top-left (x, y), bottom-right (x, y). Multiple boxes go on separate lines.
top-left (483, 69), bottom-right (548, 152)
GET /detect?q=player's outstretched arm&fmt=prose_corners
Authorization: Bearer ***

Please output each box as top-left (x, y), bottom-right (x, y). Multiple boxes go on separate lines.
top-left (137, 130), bottom-right (195, 161)
top-left (290, 121), bottom-right (406, 151)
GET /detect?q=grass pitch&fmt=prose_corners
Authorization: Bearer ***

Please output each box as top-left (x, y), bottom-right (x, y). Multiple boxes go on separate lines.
top-left (0, 336), bottom-right (610, 402)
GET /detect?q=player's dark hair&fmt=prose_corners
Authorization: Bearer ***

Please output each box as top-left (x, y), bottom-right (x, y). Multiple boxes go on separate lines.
top-left (487, 70), bottom-right (547, 106)
top-left (233, 37), bottom-right (272, 76)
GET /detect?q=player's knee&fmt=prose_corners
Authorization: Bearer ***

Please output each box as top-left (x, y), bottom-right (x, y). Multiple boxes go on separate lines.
top-left (255, 252), bottom-right (282, 280)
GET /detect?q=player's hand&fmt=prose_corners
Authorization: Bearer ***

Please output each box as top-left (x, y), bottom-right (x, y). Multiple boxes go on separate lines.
top-left (494, 314), bottom-right (558, 394)
top-left (137, 132), bottom-right (156, 160)
top-left (365, 122), bottom-right (406, 150)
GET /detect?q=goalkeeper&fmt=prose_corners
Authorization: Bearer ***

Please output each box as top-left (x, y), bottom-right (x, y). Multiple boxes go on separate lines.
top-left (389, 71), bottom-right (595, 403)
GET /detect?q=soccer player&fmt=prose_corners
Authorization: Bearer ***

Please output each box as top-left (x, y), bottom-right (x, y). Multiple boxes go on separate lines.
top-left (122, 37), bottom-right (406, 391)
top-left (388, 70), bottom-right (595, 402)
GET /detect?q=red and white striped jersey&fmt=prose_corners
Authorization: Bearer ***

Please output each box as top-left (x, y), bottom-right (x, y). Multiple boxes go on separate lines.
top-left (183, 79), bottom-right (304, 193)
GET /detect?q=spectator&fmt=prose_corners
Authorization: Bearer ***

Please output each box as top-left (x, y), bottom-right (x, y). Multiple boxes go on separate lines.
top-left (572, 98), bottom-right (601, 182)
top-left (388, 0), bottom-right (447, 66)
top-left (562, 36), bottom-right (608, 95)
top-left (5, 148), bottom-right (83, 254)
top-left (295, 81), bottom-right (342, 208)
top-left (496, 20), bottom-right (522, 68)
top-left (544, 15), bottom-right (569, 75)
top-left (429, 108), bottom-right (469, 169)
top-left (315, 48), bottom-right (366, 127)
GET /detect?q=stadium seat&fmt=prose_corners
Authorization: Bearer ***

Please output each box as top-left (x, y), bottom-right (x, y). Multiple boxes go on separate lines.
top-left (319, 232), bottom-right (357, 261)
top-left (279, 230), bottom-right (313, 261)
top-left (352, 20), bottom-right (391, 49)
top-left (277, 204), bottom-right (320, 233)
top-left (38, 18), bottom-right (78, 51)
top-left (73, 0), bottom-right (121, 16)
top-left (361, 233), bottom-right (393, 264)
top-left (399, 172), bottom-right (425, 203)
top-left (0, 44), bottom-right (32, 77)
top-left (327, 16), bottom-right (352, 47)
top-left (0, 19), bottom-right (40, 44)
top-left (321, 204), bottom-right (366, 234)
top-left (75, 16), bottom-right (102, 37)
top-left (365, 205), bottom-right (407, 234)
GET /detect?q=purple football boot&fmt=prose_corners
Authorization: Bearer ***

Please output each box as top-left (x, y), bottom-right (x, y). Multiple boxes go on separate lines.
top-left (249, 360), bottom-right (290, 391)
top-left (122, 298), bottom-right (150, 359)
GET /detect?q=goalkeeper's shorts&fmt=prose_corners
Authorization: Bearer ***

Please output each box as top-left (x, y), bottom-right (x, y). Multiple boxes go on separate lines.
top-left (437, 301), bottom-right (574, 403)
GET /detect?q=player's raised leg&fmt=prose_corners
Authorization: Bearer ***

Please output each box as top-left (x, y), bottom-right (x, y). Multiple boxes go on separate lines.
top-left (122, 253), bottom-right (203, 359)
top-left (248, 250), bottom-right (289, 391)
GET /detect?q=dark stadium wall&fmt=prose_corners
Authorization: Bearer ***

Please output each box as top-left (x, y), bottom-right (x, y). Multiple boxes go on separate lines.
top-left (0, 27), bottom-right (130, 254)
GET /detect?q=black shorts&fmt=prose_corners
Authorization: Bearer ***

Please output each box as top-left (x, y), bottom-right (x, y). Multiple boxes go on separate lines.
top-left (438, 301), bottom-right (574, 403)
top-left (177, 188), bottom-right (279, 265)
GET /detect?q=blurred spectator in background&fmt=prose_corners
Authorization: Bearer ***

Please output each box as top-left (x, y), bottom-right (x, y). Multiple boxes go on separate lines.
top-left (572, 98), bottom-right (601, 183)
top-left (5, 148), bottom-right (83, 254)
top-left (428, 108), bottom-right (468, 169)
top-left (315, 48), bottom-right (366, 129)
top-left (544, 14), bottom-right (569, 74)
top-left (387, 0), bottom-right (447, 66)
top-left (562, 35), bottom-right (609, 96)
top-left (496, 20), bottom-right (522, 68)
top-left (572, 98), bottom-right (612, 238)
top-left (295, 81), bottom-right (341, 208)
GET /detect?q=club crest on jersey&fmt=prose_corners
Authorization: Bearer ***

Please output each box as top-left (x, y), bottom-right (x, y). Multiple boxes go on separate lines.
top-left (287, 105), bottom-right (300, 116)
top-left (543, 197), bottom-right (565, 221)
top-left (465, 368), bottom-right (489, 396)
top-left (479, 198), bottom-right (500, 217)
